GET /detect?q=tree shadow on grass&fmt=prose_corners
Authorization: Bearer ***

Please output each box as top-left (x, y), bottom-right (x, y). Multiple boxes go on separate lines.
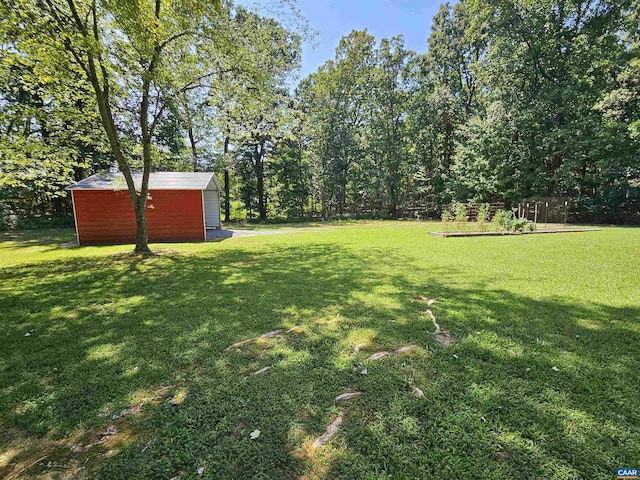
top-left (0, 243), bottom-right (378, 477)
top-left (0, 228), bottom-right (76, 254)
top-left (0, 243), bottom-right (638, 479)
top-left (320, 270), bottom-right (640, 479)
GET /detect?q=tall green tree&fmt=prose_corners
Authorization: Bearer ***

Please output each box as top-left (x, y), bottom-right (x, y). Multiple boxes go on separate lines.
top-left (597, 0), bottom-right (640, 138)
top-left (269, 137), bottom-right (310, 218)
top-left (369, 35), bottom-right (413, 217)
top-left (299, 30), bottom-right (376, 218)
top-left (406, 1), bottom-right (486, 209)
top-left (2, 0), bottom-right (227, 252)
top-left (208, 6), bottom-right (302, 222)
top-left (210, 8), bottom-right (301, 221)
top-left (453, 0), bottom-right (639, 220)
top-left (232, 88), bottom-right (300, 221)
top-left (0, 14), bottom-right (110, 226)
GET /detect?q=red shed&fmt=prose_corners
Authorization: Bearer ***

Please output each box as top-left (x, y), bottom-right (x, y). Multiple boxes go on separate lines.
top-left (68, 171), bottom-right (221, 246)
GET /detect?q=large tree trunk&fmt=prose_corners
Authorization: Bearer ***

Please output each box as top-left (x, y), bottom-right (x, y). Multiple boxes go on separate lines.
top-left (188, 125), bottom-right (198, 171)
top-left (388, 161), bottom-right (398, 218)
top-left (52, 196), bottom-right (65, 217)
top-left (56, 0), bottom-right (154, 254)
top-left (338, 181), bottom-right (346, 215)
top-left (257, 174), bottom-right (266, 222)
top-left (87, 55), bottom-right (151, 254)
top-left (224, 169), bottom-right (230, 222)
top-left (134, 195), bottom-right (150, 254)
top-left (321, 153), bottom-right (328, 221)
top-left (223, 135), bottom-right (230, 222)
top-left (256, 142), bottom-right (267, 222)
top-left (133, 22), bottom-right (160, 256)
top-left (136, 92), bottom-right (153, 253)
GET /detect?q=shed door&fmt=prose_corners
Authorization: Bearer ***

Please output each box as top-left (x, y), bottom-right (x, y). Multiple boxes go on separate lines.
top-left (203, 190), bottom-right (220, 228)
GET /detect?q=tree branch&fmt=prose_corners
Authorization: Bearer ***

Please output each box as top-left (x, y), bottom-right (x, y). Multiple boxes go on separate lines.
top-left (159, 31), bottom-right (193, 51)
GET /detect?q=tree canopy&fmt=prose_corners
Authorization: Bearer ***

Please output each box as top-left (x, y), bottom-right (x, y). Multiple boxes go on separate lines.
top-left (1, 0), bottom-right (639, 234)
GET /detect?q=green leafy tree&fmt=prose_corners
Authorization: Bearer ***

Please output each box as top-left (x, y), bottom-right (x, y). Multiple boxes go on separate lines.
top-left (2, 0), bottom-right (228, 252)
top-left (406, 1), bottom-right (486, 209)
top-left (299, 30), bottom-right (376, 218)
top-left (0, 17), bottom-right (110, 226)
top-left (270, 137), bottom-right (310, 218)
top-left (369, 35), bottom-right (414, 217)
top-left (209, 6), bottom-right (302, 222)
top-left (447, 0), bottom-right (638, 221)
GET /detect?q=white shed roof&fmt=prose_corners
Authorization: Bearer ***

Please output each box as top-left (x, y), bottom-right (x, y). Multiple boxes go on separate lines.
top-left (67, 172), bottom-right (220, 191)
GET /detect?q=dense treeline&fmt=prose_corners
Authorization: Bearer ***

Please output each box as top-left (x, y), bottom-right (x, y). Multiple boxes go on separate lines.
top-left (1, 0), bottom-right (639, 232)
top-left (299, 0), bottom-right (640, 223)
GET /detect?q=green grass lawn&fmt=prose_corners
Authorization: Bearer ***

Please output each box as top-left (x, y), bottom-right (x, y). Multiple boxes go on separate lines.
top-left (1, 222), bottom-right (639, 479)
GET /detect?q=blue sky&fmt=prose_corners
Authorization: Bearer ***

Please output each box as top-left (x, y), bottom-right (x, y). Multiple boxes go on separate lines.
top-left (239, 0), bottom-right (448, 79)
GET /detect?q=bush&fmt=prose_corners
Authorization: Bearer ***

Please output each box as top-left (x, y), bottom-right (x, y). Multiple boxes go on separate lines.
top-left (14, 215), bottom-right (74, 230)
top-left (492, 209), bottom-right (514, 231)
top-left (476, 203), bottom-right (490, 231)
top-left (453, 202), bottom-right (468, 222)
top-left (492, 209), bottom-right (535, 232)
top-left (511, 217), bottom-right (536, 232)
top-left (0, 203), bottom-right (18, 231)
top-left (452, 202), bottom-right (468, 231)
top-left (441, 209), bottom-right (453, 232)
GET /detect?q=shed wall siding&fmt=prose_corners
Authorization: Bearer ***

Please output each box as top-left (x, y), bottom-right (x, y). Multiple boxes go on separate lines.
top-left (73, 189), bottom-right (205, 245)
top-left (203, 190), bottom-right (221, 228)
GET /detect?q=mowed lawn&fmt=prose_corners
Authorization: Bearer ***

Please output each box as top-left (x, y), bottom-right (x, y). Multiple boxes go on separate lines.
top-left (0, 222), bottom-right (639, 479)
